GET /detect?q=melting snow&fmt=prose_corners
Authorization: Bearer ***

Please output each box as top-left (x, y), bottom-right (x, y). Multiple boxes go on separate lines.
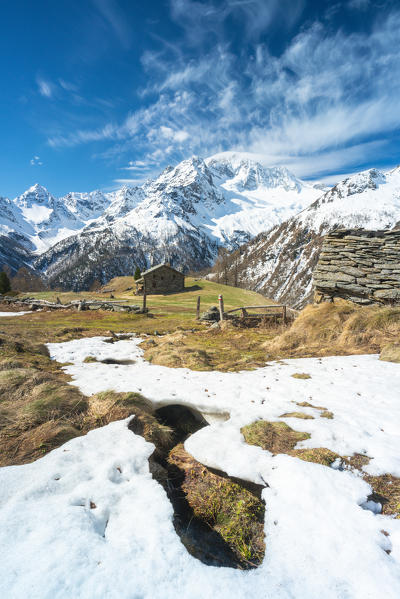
top-left (0, 311), bottom-right (32, 317)
top-left (0, 335), bottom-right (399, 598)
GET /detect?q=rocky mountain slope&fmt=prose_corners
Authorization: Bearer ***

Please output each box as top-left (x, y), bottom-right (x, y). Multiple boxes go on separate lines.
top-left (0, 153), bottom-right (322, 289)
top-left (224, 167), bottom-right (400, 307)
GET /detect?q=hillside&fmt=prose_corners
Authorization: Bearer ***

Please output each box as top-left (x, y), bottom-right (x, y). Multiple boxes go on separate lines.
top-left (222, 167), bottom-right (400, 308)
top-left (23, 276), bottom-right (271, 331)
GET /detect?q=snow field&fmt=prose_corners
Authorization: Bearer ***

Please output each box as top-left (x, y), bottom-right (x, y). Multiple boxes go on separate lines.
top-left (0, 335), bottom-right (399, 598)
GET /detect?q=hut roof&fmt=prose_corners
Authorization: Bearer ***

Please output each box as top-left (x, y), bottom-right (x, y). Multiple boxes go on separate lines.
top-left (140, 263), bottom-right (184, 277)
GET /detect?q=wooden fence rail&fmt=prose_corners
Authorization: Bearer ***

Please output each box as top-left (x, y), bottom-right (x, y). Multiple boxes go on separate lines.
top-left (224, 304), bottom-right (288, 323)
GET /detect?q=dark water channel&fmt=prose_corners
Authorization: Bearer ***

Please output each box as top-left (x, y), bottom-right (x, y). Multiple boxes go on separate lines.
top-left (129, 403), bottom-right (265, 569)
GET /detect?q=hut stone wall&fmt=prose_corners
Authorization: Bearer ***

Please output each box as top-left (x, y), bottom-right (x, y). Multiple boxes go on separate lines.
top-left (142, 265), bottom-right (184, 294)
top-left (313, 229), bottom-right (400, 305)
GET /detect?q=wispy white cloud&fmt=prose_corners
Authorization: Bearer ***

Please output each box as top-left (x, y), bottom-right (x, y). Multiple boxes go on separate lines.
top-left (37, 77), bottom-right (53, 98)
top-left (347, 0), bottom-right (371, 10)
top-left (58, 79), bottom-right (78, 92)
top-left (169, 0), bottom-right (305, 43)
top-left (48, 123), bottom-right (119, 147)
top-left (30, 156), bottom-right (43, 166)
top-left (46, 6), bottom-right (400, 180)
top-left (92, 0), bottom-right (132, 49)
top-left (114, 178), bottom-right (145, 185)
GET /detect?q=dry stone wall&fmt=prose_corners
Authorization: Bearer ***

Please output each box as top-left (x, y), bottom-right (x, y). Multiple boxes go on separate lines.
top-left (313, 229), bottom-right (400, 305)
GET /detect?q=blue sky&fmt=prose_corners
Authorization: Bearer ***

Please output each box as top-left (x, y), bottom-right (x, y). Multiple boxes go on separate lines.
top-left (1, 0), bottom-right (400, 197)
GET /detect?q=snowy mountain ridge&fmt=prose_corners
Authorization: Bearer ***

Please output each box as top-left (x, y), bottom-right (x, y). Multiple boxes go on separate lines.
top-left (0, 153), bottom-right (324, 288)
top-left (0, 154), bottom-right (322, 254)
top-left (3, 153), bottom-right (400, 295)
top-left (225, 165), bottom-right (400, 307)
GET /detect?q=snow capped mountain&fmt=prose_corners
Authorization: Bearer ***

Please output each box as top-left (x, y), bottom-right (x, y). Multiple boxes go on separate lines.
top-left (227, 167), bottom-right (400, 308)
top-left (298, 167), bottom-right (400, 230)
top-left (0, 153), bottom-right (324, 289)
top-left (0, 184), bottom-right (144, 262)
top-left (85, 186), bottom-right (145, 228)
top-left (4, 153), bottom-right (400, 295)
top-left (204, 152), bottom-right (322, 245)
top-left (63, 189), bottom-right (111, 220)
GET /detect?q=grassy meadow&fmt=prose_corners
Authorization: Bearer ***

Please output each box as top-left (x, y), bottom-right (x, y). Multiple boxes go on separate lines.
top-left (1, 277), bottom-right (400, 467)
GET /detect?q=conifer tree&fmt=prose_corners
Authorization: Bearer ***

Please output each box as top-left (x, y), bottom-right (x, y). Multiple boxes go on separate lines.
top-left (0, 271), bottom-right (11, 294)
top-left (134, 266), bottom-right (141, 280)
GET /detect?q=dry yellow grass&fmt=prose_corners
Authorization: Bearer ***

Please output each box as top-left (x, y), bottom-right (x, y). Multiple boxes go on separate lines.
top-left (140, 300), bottom-right (400, 371)
top-left (0, 333), bottom-right (169, 465)
top-left (380, 343), bottom-right (400, 363)
top-left (279, 412), bottom-right (315, 419)
top-left (266, 300), bottom-right (400, 358)
top-left (140, 326), bottom-right (278, 371)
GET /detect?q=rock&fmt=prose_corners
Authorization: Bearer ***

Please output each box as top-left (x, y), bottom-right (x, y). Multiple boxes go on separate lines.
top-left (380, 343), bottom-right (400, 363)
top-left (314, 271), bottom-right (355, 283)
top-left (336, 283), bottom-right (368, 295)
top-left (112, 305), bottom-right (133, 312)
top-left (339, 266), bottom-right (366, 277)
top-left (373, 289), bottom-right (400, 300)
top-left (313, 280), bottom-right (337, 289)
top-left (200, 306), bottom-right (220, 322)
top-left (314, 229), bottom-right (400, 305)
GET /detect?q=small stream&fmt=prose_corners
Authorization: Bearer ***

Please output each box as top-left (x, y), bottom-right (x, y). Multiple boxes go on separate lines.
top-left (129, 403), bottom-right (265, 569)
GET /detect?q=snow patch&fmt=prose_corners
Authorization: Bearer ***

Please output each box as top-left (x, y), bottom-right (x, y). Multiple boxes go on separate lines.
top-left (1, 337), bottom-right (400, 597)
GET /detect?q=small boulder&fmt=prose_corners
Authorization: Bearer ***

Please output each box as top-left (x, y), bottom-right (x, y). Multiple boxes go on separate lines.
top-left (200, 306), bottom-right (220, 322)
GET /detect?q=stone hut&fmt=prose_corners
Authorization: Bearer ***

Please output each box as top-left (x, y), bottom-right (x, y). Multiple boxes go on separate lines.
top-left (135, 264), bottom-right (185, 295)
top-left (313, 228), bottom-right (400, 305)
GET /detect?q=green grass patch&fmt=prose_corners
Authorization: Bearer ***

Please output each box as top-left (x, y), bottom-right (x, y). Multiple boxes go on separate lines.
top-left (168, 444), bottom-right (265, 567)
top-left (241, 420), bottom-right (310, 454)
top-left (83, 356), bottom-right (98, 363)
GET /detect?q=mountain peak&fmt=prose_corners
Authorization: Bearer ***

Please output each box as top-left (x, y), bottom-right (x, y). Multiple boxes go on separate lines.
top-left (24, 183), bottom-right (51, 196)
top-left (315, 168), bottom-right (387, 207)
top-left (15, 184), bottom-right (54, 208)
top-left (206, 152), bottom-right (303, 193)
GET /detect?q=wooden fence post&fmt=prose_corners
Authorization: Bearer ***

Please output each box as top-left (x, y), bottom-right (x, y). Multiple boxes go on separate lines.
top-left (142, 280), bottom-right (147, 312)
top-left (282, 305), bottom-right (287, 325)
top-left (196, 295), bottom-right (201, 319)
top-left (218, 294), bottom-right (224, 321)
